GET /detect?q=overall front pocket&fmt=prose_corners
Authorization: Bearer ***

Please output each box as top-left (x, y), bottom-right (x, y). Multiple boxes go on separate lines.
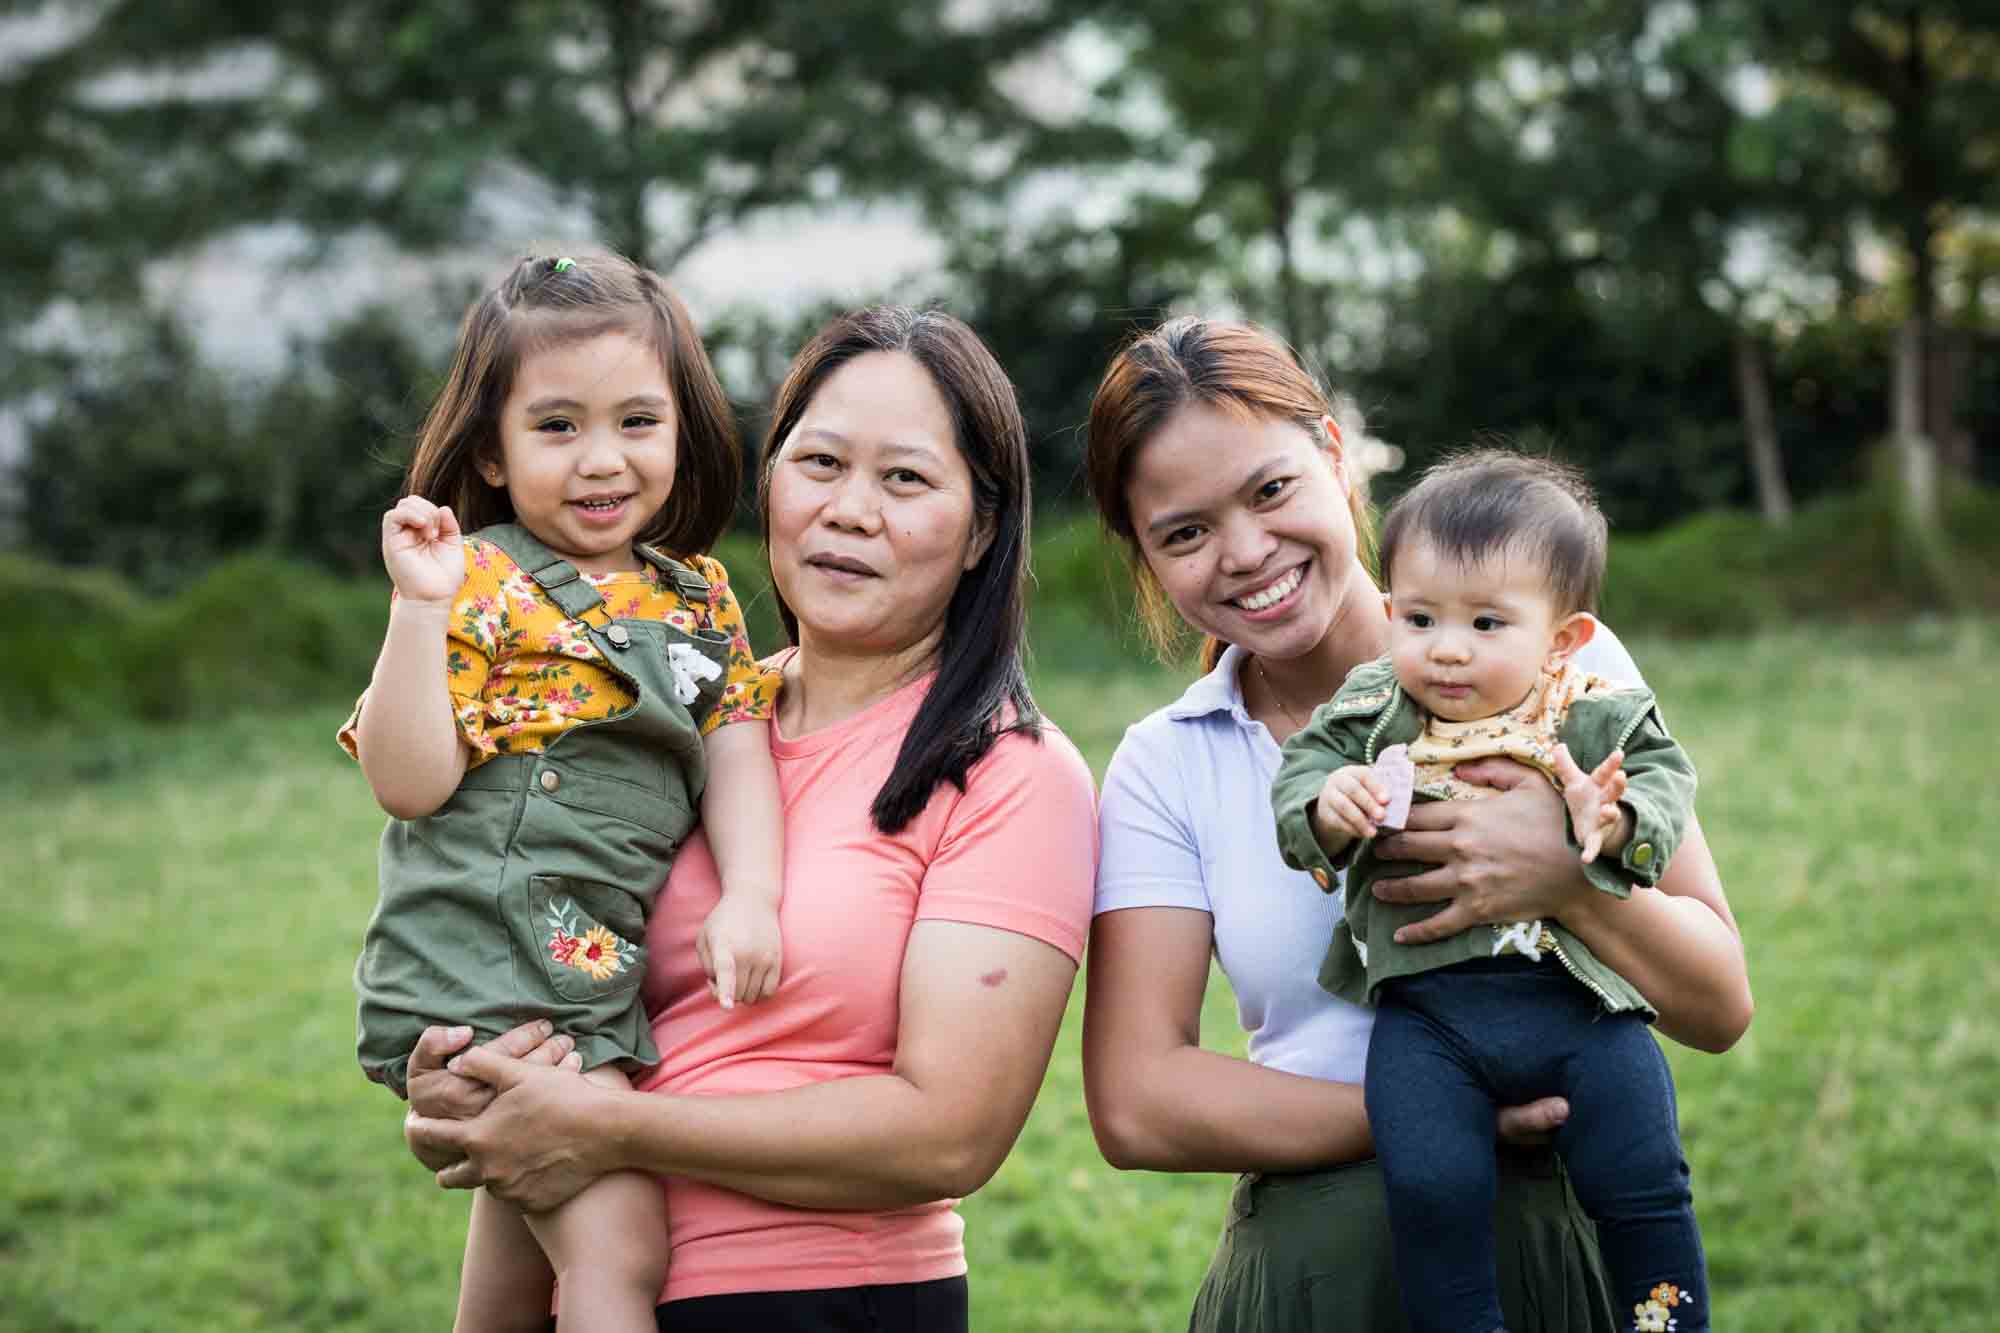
top-left (525, 874), bottom-right (647, 1003)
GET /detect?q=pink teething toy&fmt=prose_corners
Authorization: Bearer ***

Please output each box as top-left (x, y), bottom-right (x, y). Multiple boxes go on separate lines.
top-left (1373, 743), bottom-right (1415, 830)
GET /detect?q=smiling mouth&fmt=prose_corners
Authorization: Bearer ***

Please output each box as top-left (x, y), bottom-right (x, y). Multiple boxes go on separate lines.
top-left (1230, 564), bottom-right (1304, 611)
top-left (570, 495), bottom-right (631, 512)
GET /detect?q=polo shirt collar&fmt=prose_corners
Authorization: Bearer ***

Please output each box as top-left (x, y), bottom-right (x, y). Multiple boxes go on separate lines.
top-left (1165, 643), bottom-right (1253, 724)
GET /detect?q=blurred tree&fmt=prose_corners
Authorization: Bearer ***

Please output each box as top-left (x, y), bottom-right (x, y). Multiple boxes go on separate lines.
top-left (1448, 2), bottom-right (1819, 524)
top-left (0, 0), bottom-right (1075, 343)
top-left (1, 0), bottom-right (1086, 567)
top-left (6, 0), bottom-right (1994, 568)
top-left (17, 306), bottom-right (437, 584)
top-left (1705, 1), bottom-right (2000, 521)
top-left (17, 317), bottom-right (263, 583)
top-left (1068, 0), bottom-right (1500, 356)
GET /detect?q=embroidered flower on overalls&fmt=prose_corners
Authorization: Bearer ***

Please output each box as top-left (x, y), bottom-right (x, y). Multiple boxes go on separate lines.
top-left (1631, 1283), bottom-right (1692, 1332)
top-left (666, 642), bottom-right (722, 704)
top-left (544, 897), bottom-right (635, 981)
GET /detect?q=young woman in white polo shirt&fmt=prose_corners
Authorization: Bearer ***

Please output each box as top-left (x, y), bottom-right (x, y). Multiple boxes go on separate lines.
top-left (1078, 316), bottom-right (1753, 1333)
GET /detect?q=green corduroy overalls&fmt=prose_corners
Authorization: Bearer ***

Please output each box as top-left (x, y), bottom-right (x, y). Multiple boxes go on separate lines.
top-left (354, 522), bottom-right (729, 1096)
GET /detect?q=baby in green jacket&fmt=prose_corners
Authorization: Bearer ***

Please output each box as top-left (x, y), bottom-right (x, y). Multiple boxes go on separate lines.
top-left (1271, 450), bottom-right (1708, 1333)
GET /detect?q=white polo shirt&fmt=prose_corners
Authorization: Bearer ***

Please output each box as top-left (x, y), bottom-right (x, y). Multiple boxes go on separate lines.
top-left (1093, 628), bottom-right (1644, 1085)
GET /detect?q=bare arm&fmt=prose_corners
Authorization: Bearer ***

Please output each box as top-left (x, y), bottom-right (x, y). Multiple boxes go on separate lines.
top-left (692, 720), bottom-right (784, 1005)
top-left (1372, 761), bottom-right (1751, 1053)
top-left (353, 498), bottom-right (471, 818)
top-left (1082, 906), bottom-right (1375, 1173)
top-left (410, 920), bottom-right (1078, 1213)
top-left (1078, 906), bottom-right (1573, 1173)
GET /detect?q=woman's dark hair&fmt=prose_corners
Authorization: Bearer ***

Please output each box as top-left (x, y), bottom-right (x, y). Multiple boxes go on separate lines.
top-left (1084, 316), bottom-right (1371, 672)
top-left (759, 306), bottom-right (1040, 835)
top-left (403, 249), bottom-right (740, 557)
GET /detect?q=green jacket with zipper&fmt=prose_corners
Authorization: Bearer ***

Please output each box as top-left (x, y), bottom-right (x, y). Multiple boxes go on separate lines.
top-left (1271, 655), bottom-right (1697, 1019)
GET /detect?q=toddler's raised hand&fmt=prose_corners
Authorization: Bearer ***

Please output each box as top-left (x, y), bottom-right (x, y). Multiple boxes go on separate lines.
top-left (694, 892), bottom-right (783, 1011)
top-left (1314, 764), bottom-right (1390, 847)
top-left (381, 496), bottom-right (466, 607)
top-left (1552, 743), bottom-right (1629, 864)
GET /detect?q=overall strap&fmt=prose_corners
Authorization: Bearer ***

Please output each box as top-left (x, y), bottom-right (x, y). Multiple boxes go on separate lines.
top-left (636, 544), bottom-right (713, 608)
top-left (473, 523), bottom-right (609, 623)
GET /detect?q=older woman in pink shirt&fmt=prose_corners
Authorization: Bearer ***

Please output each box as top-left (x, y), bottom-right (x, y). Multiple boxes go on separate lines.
top-left (401, 308), bottom-right (1098, 1331)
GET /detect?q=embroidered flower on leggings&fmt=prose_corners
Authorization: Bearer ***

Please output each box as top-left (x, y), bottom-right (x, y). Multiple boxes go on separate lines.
top-left (1632, 1283), bottom-right (1693, 1332)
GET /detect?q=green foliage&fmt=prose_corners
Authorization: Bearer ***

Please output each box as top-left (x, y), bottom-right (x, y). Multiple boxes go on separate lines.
top-left (0, 0), bottom-right (1073, 317)
top-left (0, 552), bottom-right (386, 738)
top-left (978, 1), bottom-right (2000, 530)
top-left (5, 623), bottom-right (1997, 1329)
top-left (15, 306), bottom-right (435, 586)
top-left (1601, 469), bottom-right (2000, 635)
top-left (16, 318), bottom-right (265, 583)
top-left (9, 0), bottom-right (1998, 558)
top-left (0, 551), bottom-right (143, 729)
top-left (117, 554), bottom-right (389, 721)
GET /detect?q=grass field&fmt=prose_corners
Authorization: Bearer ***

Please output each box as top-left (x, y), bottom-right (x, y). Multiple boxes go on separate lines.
top-left (5, 620), bottom-right (1997, 1331)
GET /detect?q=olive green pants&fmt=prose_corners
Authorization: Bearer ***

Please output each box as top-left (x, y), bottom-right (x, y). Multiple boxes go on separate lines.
top-left (1189, 1149), bottom-right (1615, 1333)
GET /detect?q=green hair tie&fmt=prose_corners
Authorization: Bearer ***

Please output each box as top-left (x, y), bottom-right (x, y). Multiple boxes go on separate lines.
top-left (553, 257), bottom-right (576, 273)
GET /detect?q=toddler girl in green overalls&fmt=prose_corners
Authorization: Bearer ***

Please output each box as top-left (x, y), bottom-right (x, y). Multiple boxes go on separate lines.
top-left (340, 252), bottom-right (784, 1332)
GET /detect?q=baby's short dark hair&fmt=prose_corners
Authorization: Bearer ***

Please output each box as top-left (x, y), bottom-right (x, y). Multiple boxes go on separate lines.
top-left (1377, 449), bottom-right (1608, 616)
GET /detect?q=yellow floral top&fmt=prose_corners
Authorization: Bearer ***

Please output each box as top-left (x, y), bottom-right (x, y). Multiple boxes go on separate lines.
top-left (1405, 661), bottom-right (1607, 958)
top-left (339, 537), bottom-right (780, 767)
top-left (1406, 661), bottom-right (1600, 800)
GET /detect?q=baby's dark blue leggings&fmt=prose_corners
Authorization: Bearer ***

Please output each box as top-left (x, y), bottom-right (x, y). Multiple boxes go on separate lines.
top-left (1366, 954), bottom-right (1708, 1333)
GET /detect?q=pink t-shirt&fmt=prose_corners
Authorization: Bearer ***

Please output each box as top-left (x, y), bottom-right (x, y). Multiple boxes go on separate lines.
top-left (635, 670), bottom-right (1097, 1303)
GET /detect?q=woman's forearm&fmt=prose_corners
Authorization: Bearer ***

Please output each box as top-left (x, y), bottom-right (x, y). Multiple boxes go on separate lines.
top-left (1081, 908), bottom-right (1373, 1175)
top-left (598, 921), bottom-right (1078, 1210)
top-left (601, 1073), bottom-right (1014, 1210)
top-left (1558, 819), bottom-right (1752, 1052)
top-left (1088, 1042), bottom-right (1374, 1174)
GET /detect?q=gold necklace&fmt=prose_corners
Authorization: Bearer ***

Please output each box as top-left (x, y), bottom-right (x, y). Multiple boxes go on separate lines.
top-left (1253, 657), bottom-right (1309, 732)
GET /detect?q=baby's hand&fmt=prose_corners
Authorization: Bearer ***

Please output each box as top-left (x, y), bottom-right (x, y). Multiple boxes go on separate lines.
top-left (1314, 765), bottom-right (1390, 846)
top-left (1552, 744), bottom-right (1630, 864)
top-left (381, 496), bottom-right (466, 607)
top-left (695, 892), bottom-right (783, 1010)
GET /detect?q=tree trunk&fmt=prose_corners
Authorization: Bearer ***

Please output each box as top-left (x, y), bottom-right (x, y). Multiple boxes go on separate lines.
top-left (1893, 317), bottom-right (1938, 524)
top-left (1250, 0), bottom-right (1307, 350)
top-left (1927, 324), bottom-right (1974, 476)
top-left (607, 0), bottom-right (652, 268)
top-left (1889, 6), bottom-right (1940, 523)
top-left (1271, 189), bottom-right (1306, 353)
top-left (1732, 329), bottom-right (1792, 525)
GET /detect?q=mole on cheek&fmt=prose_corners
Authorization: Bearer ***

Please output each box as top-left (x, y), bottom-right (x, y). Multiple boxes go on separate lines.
top-left (979, 968), bottom-right (1008, 988)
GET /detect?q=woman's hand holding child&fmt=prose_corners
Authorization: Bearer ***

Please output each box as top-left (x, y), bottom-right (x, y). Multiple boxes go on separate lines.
top-left (403, 1019), bottom-right (584, 1170)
